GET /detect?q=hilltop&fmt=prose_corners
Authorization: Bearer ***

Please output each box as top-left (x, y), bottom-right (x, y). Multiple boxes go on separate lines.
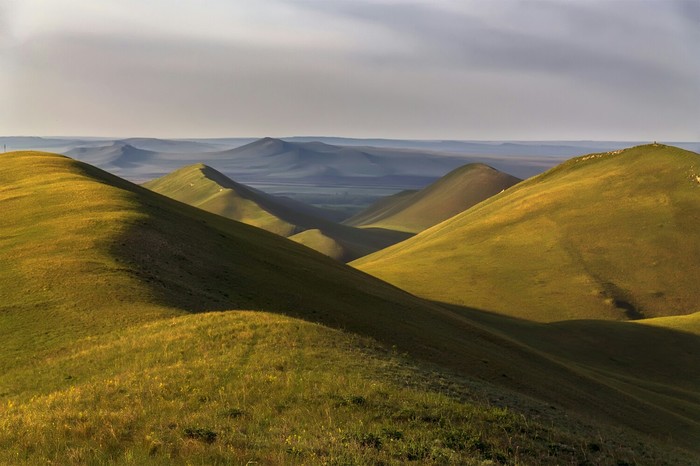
top-left (355, 144), bottom-right (700, 321)
top-left (2, 150), bottom-right (699, 463)
top-left (65, 141), bottom-right (160, 168)
top-left (346, 163), bottom-right (521, 233)
top-left (142, 163), bottom-right (337, 236)
top-left (143, 163), bottom-right (411, 261)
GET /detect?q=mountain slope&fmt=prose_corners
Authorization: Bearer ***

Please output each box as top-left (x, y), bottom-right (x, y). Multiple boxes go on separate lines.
top-left (143, 163), bottom-right (411, 261)
top-left (354, 144), bottom-right (700, 322)
top-left (143, 163), bottom-right (305, 236)
top-left (2, 151), bottom-right (699, 458)
top-left (65, 141), bottom-right (160, 168)
top-left (6, 311), bottom-right (696, 465)
top-left (343, 189), bottom-right (419, 227)
top-left (345, 164), bottom-right (521, 233)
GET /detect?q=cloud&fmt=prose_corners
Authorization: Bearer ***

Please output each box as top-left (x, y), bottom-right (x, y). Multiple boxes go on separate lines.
top-left (300, 1), bottom-right (698, 90)
top-left (1, 0), bottom-right (698, 139)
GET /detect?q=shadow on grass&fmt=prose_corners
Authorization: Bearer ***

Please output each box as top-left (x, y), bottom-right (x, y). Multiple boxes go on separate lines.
top-left (104, 174), bottom-right (700, 453)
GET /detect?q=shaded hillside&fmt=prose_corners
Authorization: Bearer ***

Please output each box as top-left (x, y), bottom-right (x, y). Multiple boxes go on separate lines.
top-left (5, 311), bottom-right (696, 465)
top-left (346, 164), bottom-right (521, 233)
top-left (143, 163), bottom-right (411, 261)
top-left (2, 151), bottom-right (699, 458)
top-left (355, 144), bottom-right (700, 322)
top-left (343, 190), bottom-right (418, 227)
top-left (288, 226), bottom-right (411, 262)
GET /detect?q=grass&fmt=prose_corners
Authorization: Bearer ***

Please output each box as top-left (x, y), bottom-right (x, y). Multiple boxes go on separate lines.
top-left (345, 164), bottom-right (520, 233)
top-left (143, 163), bottom-right (412, 261)
top-left (355, 144), bottom-right (700, 322)
top-left (0, 311), bottom-right (692, 465)
top-left (143, 163), bottom-right (299, 236)
top-left (2, 151), bottom-right (699, 463)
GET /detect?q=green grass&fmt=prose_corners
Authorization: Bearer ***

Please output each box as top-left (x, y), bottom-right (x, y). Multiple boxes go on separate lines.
top-left (2, 151), bottom-right (700, 463)
top-left (355, 144), bottom-right (700, 322)
top-left (1, 311), bottom-right (693, 465)
top-left (143, 164), bottom-right (299, 236)
top-left (345, 164), bottom-right (520, 233)
top-left (636, 311), bottom-right (700, 335)
top-left (143, 163), bottom-right (412, 261)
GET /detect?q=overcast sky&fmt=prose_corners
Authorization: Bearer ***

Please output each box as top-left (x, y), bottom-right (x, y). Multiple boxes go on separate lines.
top-left (1, 0), bottom-right (698, 140)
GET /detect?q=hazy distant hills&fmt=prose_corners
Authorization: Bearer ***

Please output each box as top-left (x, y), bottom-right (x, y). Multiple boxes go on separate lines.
top-left (5, 135), bottom-right (698, 216)
top-left (66, 142), bottom-right (160, 168)
top-left (144, 163), bottom-right (411, 261)
top-left (345, 163), bottom-right (521, 233)
top-left (8, 135), bottom-right (698, 182)
top-left (355, 144), bottom-right (700, 322)
top-left (2, 150), bottom-right (700, 462)
top-left (204, 137), bottom-right (472, 185)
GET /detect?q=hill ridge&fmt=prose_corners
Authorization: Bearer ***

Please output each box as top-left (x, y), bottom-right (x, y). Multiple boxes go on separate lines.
top-left (143, 163), bottom-right (412, 261)
top-left (345, 162), bottom-right (521, 232)
top-left (354, 144), bottom-right (700, 321)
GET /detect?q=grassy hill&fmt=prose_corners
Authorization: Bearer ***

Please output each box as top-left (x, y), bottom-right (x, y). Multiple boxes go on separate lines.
top-left (143, 163), bottom-right (411, 261)
top-left (1, 151), bottom-right (699, 463)
top-left (355, 144), bottom-right (700, 322)
top-left (8, 310), bottom-right (696, 465)
top-left (143, 163), bottom-right (312, 236)
top-left (346, 164), bottom-right (521, 233)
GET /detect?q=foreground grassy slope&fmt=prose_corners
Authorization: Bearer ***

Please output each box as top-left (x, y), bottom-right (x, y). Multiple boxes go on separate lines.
top-left (355, 144), bottom-right (700, 322)
top-left (2, 151), bottom-right (699, 461)
top-left (0, 151), bottom-right (427, 362)
top-left (143, 164), bottom-right (411, 261)
top-left (8, 310), bottom-right (692, 465)
top-left (345, 164), bottom-right (520, 233)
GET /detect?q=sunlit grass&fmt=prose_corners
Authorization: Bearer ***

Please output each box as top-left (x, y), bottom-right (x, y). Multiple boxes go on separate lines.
top-left (0, 311), bottom-right (674, 465)
top-left (1, 150), bottom-right (698, 464)
top-left (355, 144), bottom-right (700, 322)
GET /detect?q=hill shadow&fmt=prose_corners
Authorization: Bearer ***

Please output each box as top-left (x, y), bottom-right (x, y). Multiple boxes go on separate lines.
top-left (102, 174), bottom-right (700, 453)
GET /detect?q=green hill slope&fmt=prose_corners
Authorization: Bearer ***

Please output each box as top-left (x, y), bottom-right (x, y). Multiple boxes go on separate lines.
top-left (143, 163), bottom-right (410, 261)
top-left (2, 151), bottom-right (699, 462)
top-left (143, 163), bottom-right (319, 236)
top-left (343, 189), bottom-right (418, 227)
top-left (8, 311), bottom-right (696, 465)
top-left (345, 164), bottom-right (521, 233)
top-left (0, 152), bottom-right (425, 358)
top-left (355, 144), bottom-right (700, 322)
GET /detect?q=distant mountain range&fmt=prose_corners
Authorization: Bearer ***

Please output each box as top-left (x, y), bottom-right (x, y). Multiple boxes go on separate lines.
top-left (4, 135), bottom-right (699, 218)
top-left (5, 136), bottom-right (697, 182)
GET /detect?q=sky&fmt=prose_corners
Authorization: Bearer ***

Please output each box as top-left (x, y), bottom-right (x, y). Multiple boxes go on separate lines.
top-left (1, 0), bottom-right (698, 140)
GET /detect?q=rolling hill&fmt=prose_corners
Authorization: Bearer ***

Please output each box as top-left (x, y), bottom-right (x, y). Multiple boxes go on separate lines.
top-left (143, 163), bottom-right (411, 261)
top-left (58, 136), bottom-right (475, 187)
top-left (65, 141), bottom-right (161, 168)
top-left (345, 163), bottom-right (521, 233)
top-left (2, 150), bottom-right (699, 463)
top-left (354, 144), bottom-right (700, 322)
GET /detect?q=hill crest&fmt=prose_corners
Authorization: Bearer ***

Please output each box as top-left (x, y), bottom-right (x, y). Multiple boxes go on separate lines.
top-left (354, 144), bottom-right (700, 321)
top-left (346, 163), bottom-right (521, 233)
top-left (143, 163), bottom-right (412, 261)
